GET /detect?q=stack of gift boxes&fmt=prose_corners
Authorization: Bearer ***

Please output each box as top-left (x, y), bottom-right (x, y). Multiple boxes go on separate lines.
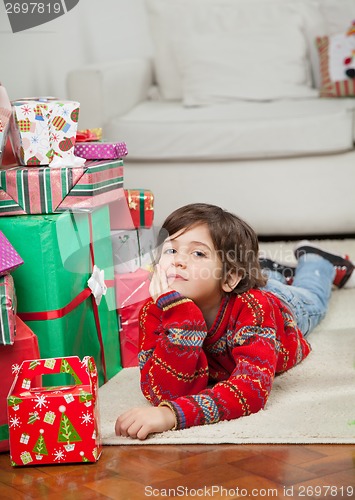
top-left (110, 188), bottom-right (155, 368)
top-left (0, 83), bottom-right (156, 465)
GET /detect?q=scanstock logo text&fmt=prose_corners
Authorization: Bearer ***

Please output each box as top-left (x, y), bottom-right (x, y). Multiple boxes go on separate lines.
top-left (4, 0), bottom-right (80, 33)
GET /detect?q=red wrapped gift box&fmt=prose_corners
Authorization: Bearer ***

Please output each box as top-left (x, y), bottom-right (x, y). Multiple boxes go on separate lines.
top-left (125, 189), bottom-right (154, 228)
top-left (115, 269), bottom-right (150, 367)
top-left (119, 303), bottom-right (142, 368)
top-left (110, 189), bottom-right (154, 230)
top-left (8, 356), bottom-right (102, 466)
top-left (0, 316), bottom-right (40, 452)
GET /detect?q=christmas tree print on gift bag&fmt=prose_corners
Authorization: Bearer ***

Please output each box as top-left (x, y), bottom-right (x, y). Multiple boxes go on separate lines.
top-left (57, 407), bottom-right (82, 452)
top-left (32, 430), bottom-right (49, 460)
top-left (7, 356), bottom-right (102, 466)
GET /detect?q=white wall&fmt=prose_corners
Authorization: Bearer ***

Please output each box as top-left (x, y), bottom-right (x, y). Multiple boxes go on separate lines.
top-left (0, 0), bottom-right (152, 100)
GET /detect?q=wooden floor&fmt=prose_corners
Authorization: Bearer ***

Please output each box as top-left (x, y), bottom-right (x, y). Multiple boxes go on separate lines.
top-left (0, 444), bottom-right (354, 499)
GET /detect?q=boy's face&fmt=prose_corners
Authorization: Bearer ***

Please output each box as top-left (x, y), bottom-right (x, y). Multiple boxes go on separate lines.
top-left (159, 223), bottom-right (228, 307)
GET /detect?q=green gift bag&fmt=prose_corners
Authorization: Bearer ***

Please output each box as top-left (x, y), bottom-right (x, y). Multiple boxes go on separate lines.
top-left (0, 205), bottom-right (121, 386)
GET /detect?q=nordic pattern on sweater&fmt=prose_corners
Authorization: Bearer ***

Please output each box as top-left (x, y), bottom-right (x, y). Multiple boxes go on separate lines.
top-left (138, 288), bottom-right (311, 430)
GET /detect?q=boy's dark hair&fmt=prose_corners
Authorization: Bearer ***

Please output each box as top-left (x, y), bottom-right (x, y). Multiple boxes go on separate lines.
top-left (157, 203), bottom-right (267, 294)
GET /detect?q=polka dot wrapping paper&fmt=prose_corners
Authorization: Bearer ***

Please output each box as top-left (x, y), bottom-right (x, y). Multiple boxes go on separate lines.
top-left (74, 141), bottom-right (128, 160)
top-left (0, 231), bottom-right (24, 276)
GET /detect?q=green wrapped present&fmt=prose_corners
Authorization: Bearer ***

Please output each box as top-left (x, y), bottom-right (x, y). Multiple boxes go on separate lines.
top-left (0, 205), bottom-right (121, 386)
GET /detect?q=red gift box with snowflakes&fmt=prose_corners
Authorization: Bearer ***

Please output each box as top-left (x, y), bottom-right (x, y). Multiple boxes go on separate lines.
top-left (7, 355), bottom-right (102, 466)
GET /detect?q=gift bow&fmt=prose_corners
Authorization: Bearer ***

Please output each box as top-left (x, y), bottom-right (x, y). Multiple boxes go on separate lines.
top-left (87, 265), bottom-right (107, 305)
top-left (76, 128), bottom-right (102, 142)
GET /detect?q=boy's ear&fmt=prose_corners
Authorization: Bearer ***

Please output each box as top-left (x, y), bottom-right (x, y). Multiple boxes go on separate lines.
top-left (222, 270), bottom-right (241, 292)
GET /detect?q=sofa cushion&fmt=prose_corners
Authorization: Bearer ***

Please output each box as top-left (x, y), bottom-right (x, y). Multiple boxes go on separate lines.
top-left (317, 33), bottom-right (355, 97)
top-left (173, 32), bottom-right (317, 106)
top-left (146, 0), bottom-right (324, 101)
top-left (108, 98), bottom-right (355, 161)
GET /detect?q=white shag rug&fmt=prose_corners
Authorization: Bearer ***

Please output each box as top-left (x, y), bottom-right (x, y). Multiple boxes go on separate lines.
top-left (99, 239), bottom-right (355, 444)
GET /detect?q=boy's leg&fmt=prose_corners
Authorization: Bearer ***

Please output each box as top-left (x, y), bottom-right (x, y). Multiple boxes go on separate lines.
top-left (294, 240), bottom-right (355, 288)
top-left (259, 258), bottom-right (294, 284)
top-left (263, 255), bottom-right (334, 337)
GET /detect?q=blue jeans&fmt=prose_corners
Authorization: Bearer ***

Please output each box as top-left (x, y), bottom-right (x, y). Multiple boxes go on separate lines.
top-left (262, 254), bottom-right (335, 337)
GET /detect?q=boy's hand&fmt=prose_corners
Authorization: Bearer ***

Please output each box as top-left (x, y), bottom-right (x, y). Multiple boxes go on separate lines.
top-left (149, 264), bottom-right (171, 301)
top-left (115, 406), bottom-right (175, 440)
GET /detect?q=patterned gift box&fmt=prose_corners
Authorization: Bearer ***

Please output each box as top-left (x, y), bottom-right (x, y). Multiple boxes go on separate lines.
top-left (0, 316), bottom-right (40, 452)
top-left (0, 206), bottom-right (122, 386)
top-left (125, 189), bottom-right (154, 228)
top-left (0, 159), bottom-right (124, 216)
top-left (0, 230), bottom-right (24, 275)
top-left (74, 142), bottom-right (128, 160)
top-left (10, 99), bottom-right (81, 167)
top-left (0, 273), bottom-right (16, 345)
top-left (8, 356), bottom-right (102, 466)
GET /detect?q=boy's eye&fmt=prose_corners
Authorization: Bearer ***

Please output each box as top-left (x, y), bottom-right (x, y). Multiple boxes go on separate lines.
top-left (192, 250), bottom-right (206, 258)
top-left (164, 248), bottom-right (176, 255)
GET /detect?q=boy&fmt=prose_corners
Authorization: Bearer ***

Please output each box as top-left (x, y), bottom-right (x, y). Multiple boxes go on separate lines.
top-left (115, 203), bottom-right (355, 440)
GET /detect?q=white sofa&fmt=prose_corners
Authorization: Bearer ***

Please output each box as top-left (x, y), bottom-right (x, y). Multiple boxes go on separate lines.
top-left (68, 0), bottom-right (355, 236)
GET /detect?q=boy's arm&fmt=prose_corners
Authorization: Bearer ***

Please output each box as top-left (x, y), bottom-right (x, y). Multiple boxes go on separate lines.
top-left (138, 291), bottom-right (210, 405)
top-left (117, 325), bottom-right (278, 439)
top-left (159, 330), bottom-right (279, 430)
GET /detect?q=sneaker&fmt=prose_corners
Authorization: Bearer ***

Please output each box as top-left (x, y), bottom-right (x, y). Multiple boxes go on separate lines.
top-left (294, 240), bottom-right (355, 288)
top-left (259, 257), bottom-right (295, 284)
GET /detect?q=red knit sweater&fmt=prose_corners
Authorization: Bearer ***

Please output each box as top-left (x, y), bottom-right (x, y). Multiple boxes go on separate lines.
top-left (138, 289), bottom-right (311, 430)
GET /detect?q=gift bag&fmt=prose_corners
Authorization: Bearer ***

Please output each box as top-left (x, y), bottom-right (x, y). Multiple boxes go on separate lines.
top-left (8, 356), bottom-right (102, 466)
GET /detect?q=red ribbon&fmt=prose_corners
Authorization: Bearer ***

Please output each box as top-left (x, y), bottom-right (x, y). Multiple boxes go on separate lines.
top-left (18, 215), bottom-right (114, 383)
top-left (18, 281), bottom-right (114, 322)
top-left (88, 214), bottom-right (107, 383)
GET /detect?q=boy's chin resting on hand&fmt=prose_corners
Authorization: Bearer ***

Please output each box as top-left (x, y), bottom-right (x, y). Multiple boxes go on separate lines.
top-left (115, 406), bottom-right (176, 440)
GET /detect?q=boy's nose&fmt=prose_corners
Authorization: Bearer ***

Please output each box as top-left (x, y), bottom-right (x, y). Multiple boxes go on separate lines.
top-left (173, 254), bottom-right (187, 268)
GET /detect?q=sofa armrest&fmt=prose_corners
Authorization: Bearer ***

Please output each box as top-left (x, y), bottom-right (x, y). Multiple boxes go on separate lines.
top-left (67, 58), bottom-right (154, 129)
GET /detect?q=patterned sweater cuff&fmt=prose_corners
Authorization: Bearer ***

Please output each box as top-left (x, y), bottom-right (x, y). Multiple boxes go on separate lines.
top-left (156, 291), bottom-right (193, 311)
top-left (158, 401), bottom-right (181, 430)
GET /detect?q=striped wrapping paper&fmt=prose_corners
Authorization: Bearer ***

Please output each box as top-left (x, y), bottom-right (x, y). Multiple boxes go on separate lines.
top-left (0, 159), bottom-right (124, 215)
top-left (0, 273), bottom-right (16, 345)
